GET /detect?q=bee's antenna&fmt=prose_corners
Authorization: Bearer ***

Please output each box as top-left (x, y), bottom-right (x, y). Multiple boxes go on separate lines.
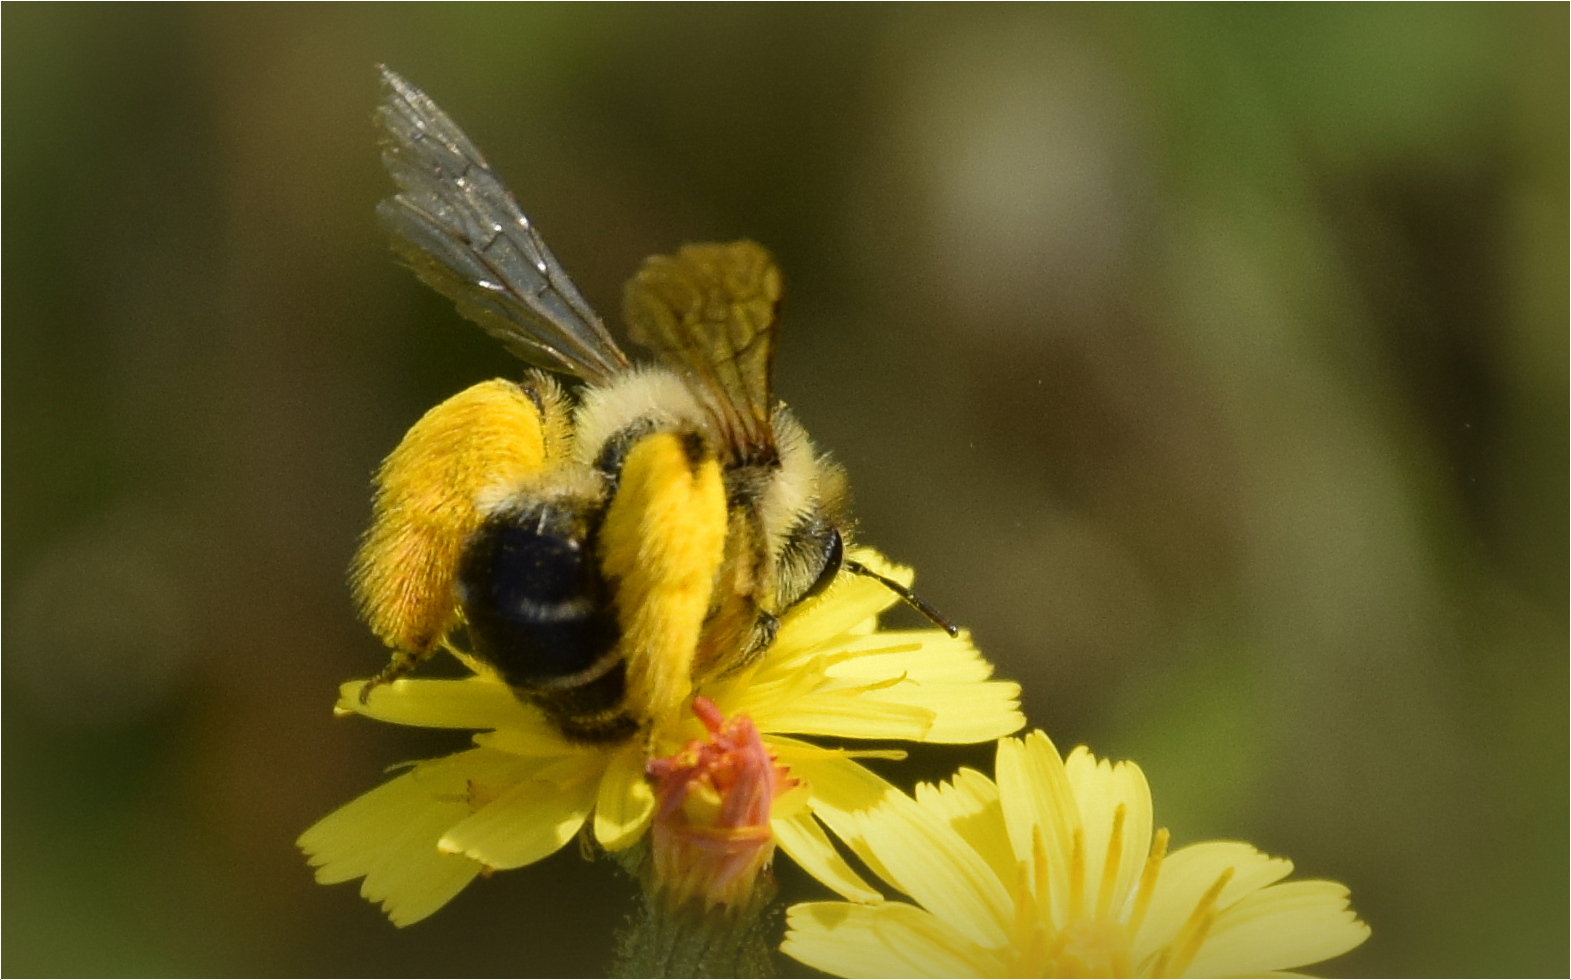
top-left (843, 559), bottom-right (960, 637)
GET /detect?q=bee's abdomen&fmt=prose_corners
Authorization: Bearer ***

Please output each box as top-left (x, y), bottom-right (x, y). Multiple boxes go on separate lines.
top-left (458, 510), bottom-right (616, 683)
top-left (457, 502), bottom-right (634, 742)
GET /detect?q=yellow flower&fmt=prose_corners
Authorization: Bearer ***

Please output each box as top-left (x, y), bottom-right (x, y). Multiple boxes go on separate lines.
top-left (297, 550), bottom-right (1023, 926)
top-left (782, 731), bottom-right (1371, 978)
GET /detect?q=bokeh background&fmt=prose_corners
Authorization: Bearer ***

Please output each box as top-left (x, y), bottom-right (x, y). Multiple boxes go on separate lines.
top-left (5, 5), bottom-right (1564, 976)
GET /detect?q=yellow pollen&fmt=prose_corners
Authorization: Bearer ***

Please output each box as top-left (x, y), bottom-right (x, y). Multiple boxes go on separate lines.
top-left (1033, 825), bottom-right (1051, 910)
top-left (1124, 827), bottom-right (1168, 942)
top-left (1006, 823), bottom-right (1180, 978)
top-left (1155, 866), bottom-right (1233, 978)
top-left (1097, 803), bottom-right (1126, 920)
top-left (1040, 917), bottom-right (1132, 977)
top-left (1068, 827), bottom-right (1086, 919)
top-left (1012, 857), bottom-right (1048, 976)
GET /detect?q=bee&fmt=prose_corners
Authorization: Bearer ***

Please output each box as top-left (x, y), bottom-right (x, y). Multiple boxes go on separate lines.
top-left (354, 68), bottom-right (953, 743)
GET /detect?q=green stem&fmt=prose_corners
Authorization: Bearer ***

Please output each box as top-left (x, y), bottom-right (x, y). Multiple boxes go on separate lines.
top-left (612, 874), bottom-right (779, 979)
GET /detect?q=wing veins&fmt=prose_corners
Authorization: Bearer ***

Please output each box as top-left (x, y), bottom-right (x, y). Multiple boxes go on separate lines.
top-left (376, 67), bottom-right (629, 383)
top-left (622, 241), bottom-right (782, 464)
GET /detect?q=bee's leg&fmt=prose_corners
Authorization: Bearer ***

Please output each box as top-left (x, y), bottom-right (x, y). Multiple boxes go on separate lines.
top-left (598, 429), bottom-right (729, 727)
top-left (357, 647), bottom-right (430, 703)
top-left (350, 376), bottom-right (570, 692)
top-left (732, 610), bottom-right (779, 673)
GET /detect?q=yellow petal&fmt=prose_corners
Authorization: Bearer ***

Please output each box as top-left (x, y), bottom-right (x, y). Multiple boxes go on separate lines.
top-left (439, 758), bottom-right (598, 869)
top-left (770, 738), bottom-right (904, 885)
top-left (848, 795), bottom-right (1014, 949)
top-left (1183, 880), bottom-right (1372, 977)
top-left (748, 692), bottom-right (934, 741)
top-left (722, 652), bottom-right (828, 709)
top-left (1062, 746), bottom-right (1153, 918)
top-left (914, 769), bottom-right (1014, 887)
top-left (337, 677), bottom-right (565, 746)
top-left (594, 743), bottom-right (655, 851)
top-left (856, 680), bottom-right (1024, 743)
top-left (766, 627), bottom-right (1024, 744)
top-left (1134, 841), bottom-right (1294, 962)
top-left (996, 731), bottom-right (1080, 924)
top-left (772, 809), bottom-right (882, 904)
top-left (770, 738), bottom-right (904, 818)
top-left (825, 631), bottom-right (999, 684)
top-left (297, 747), bottom-right (522, 925)
top-left (783, 901), bottom-right (991, 979)
top-left (473, 726), bottom-right (581, 759)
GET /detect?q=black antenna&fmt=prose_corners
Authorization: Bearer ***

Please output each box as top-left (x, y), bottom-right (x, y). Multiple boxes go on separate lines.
top-left (843, 559), bottom-right (960, 637)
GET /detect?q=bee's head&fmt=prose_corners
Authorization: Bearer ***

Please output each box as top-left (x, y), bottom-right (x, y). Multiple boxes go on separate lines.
top-left (760, 408), bottom-right (957, 637)
top-left (757, 408), bottom-right (852, 614)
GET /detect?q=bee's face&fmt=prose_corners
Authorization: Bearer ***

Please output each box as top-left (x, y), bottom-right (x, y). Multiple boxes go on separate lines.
top-left (353, 71), bottom-right (855, 741)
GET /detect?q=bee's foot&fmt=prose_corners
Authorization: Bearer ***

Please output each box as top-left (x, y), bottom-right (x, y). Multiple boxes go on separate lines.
top-left (359, 665), bottom-right (405, 704)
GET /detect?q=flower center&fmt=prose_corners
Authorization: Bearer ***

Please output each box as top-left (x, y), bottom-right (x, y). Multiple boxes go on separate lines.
top-left (1040, 918), bottom-right (1133, 978)
top-left (1007, 811), bottom-right (1180, 977)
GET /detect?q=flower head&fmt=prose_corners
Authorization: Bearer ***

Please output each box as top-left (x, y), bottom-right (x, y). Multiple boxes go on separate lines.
top-left (297, 550), bottom-right (1023, 925)
top-left (646, 696), bottom-right (799, 913)
top-left (782, 731), bottom-right (1370, 978)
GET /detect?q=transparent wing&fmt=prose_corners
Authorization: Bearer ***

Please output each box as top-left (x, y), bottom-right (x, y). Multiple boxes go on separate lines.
top-left (621, 241), bottom-right (781, 464)
top-left (376, 67), bottom-right (629, 384)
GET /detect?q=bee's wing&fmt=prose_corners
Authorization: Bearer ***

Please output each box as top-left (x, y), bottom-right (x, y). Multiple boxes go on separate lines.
top-left (621, 241), bottom-right (781, 464)
top-left (376, 67), bottom-right (630, 384)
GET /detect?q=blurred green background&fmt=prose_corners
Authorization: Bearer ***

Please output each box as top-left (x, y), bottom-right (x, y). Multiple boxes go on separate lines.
top-left (4, 5), bottom-right (1564, 976)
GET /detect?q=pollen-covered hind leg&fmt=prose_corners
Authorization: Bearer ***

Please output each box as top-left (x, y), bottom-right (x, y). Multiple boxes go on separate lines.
top-left (597, 429), bottom-right (728, 728)
top-left (351, 373), bottom-right (569, 689)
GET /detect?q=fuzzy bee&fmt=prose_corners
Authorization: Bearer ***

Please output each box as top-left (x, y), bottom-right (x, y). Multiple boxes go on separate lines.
top-left (354, 68), bottom-right (952, 744)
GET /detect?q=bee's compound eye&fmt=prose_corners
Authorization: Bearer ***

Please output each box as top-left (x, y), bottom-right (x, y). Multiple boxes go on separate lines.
top-left (801, 527), bottom-right (844, 602)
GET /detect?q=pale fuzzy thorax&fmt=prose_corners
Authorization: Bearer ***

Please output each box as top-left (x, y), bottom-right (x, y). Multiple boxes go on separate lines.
top-left (472, 463), bottom-right (602, 519)
top-left (757, 408), bottom-right (824, 561)
top-left (570, 367), bottom-right (711, 468)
